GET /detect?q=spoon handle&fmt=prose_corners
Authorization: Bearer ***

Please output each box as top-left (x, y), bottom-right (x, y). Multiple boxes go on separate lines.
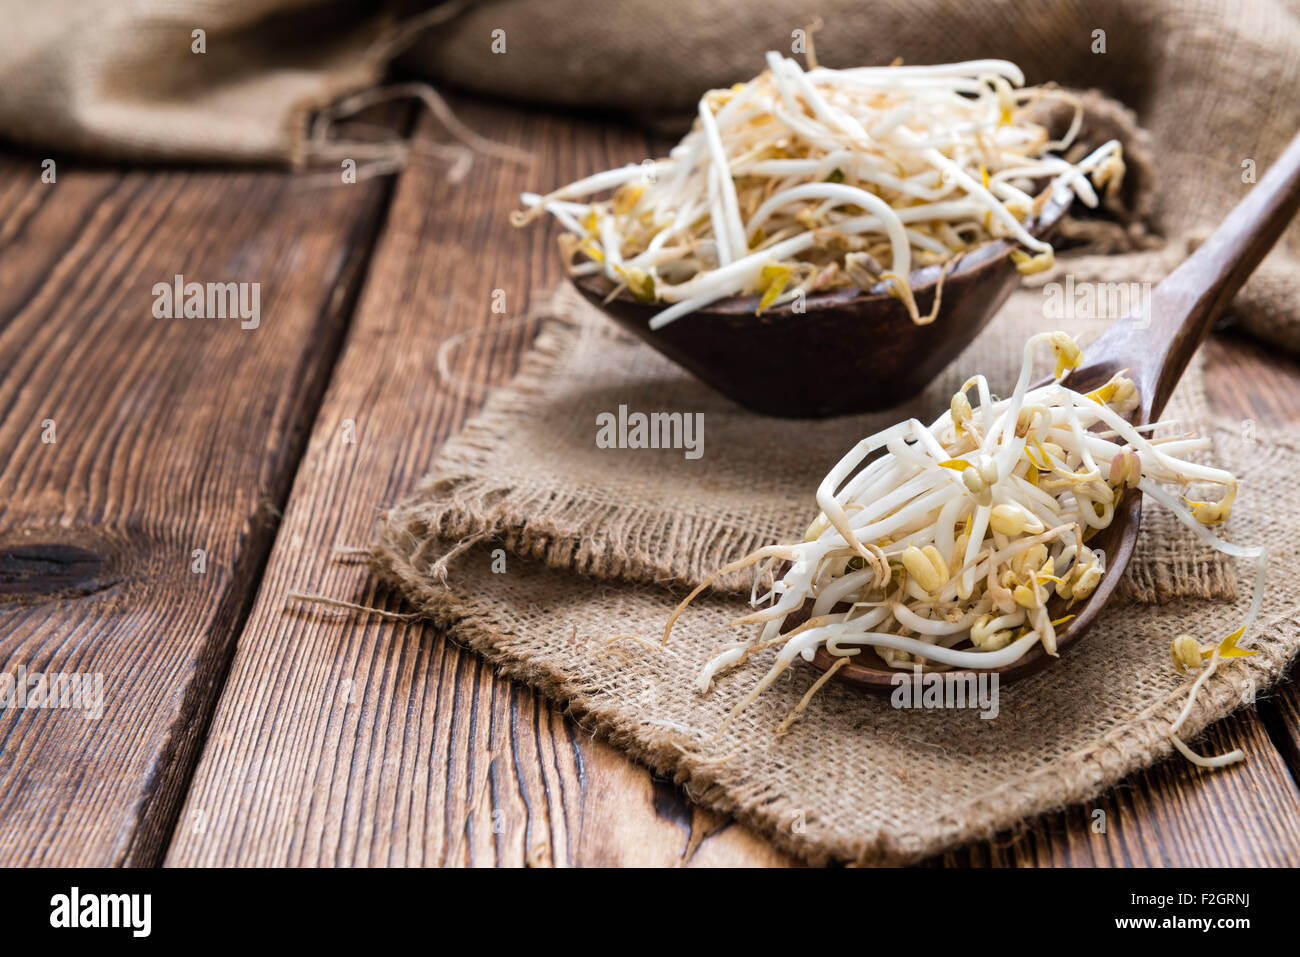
top-left (1084, 130), bottom-right (1300, 421)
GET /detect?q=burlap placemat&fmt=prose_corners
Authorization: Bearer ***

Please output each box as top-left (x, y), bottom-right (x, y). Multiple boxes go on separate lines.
top-left (370, 284), bottom-right (1300, 864)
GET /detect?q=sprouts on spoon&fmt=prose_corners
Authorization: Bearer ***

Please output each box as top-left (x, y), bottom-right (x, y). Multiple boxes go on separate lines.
top-left (665, 333), bottom-right (1264, 768)
top-left (514, 50), bottom-right (1124, 327)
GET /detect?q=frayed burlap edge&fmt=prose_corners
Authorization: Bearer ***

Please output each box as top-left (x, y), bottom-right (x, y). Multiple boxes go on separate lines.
top-left (368, 536), bottom-right (1298, 866)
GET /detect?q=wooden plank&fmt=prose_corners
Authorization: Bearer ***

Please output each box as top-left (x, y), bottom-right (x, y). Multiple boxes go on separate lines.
top-left (166, 100), bottom-right (791, 867)
top-left (0, 148), bottom-right (396, 865)
top-left (939, 718), bottom-right (1300, 866)
top-left (1268, 680), bottom-right (1300, 798)
top-left (167, 98), bottom-right (1300, 868)
top-left (1203, 328), bottom-right (1300, 431)
top-left (0, 167), bottom-right (121, 327)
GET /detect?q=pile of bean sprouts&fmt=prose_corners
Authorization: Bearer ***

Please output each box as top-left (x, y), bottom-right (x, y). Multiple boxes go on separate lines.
top-left (513, 51), bottom-right (1125, 328)
top-left (664, 333), bottom-right (1265, 768)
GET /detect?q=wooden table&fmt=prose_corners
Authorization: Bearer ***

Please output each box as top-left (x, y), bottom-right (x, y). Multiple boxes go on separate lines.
top-left (3, 96), bottom-right (1299, 868)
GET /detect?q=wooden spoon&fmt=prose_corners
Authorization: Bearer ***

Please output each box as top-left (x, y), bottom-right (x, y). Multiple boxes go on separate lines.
top-left (814, 129), bottom-right (1300, 692)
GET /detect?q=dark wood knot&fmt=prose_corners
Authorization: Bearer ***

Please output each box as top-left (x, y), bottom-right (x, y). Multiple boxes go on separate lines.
top-left (0, 543), bottom-right (111, 597)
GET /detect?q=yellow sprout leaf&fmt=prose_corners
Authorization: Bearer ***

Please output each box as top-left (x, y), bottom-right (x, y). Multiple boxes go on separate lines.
top-left (939, 459), bottom-right (972, 471)
top-left (1050, 614), bottom-right (1076, 628)
top-left (1085, 382), bottom-right (1117, 405)
top-left (613, 183), bottom-right (645, 216)
top-left (1208, 625), bottom-right (1256, 660)
top-left (1024, 437), bottom-right (1052, 471)
top-left (616, 266), bottom-right (656, 303)
top-left (756, 263), bottom-right (791, 314)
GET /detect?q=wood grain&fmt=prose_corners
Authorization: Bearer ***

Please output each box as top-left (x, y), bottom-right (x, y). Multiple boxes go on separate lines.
top-left (167, 98), bottom-right (1300, 867)
top-left (937, 719), bottom-right (1300, 866)
top-left (0, 151), bottom-right (396, 865)
top-left (165, 100), bottom-right (790, 866)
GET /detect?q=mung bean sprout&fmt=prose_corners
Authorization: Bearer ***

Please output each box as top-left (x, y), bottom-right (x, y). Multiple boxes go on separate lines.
top-left (665, 332), bottom-right (1264, 767)
top-left (514, 50), bottom-right (1125, 328)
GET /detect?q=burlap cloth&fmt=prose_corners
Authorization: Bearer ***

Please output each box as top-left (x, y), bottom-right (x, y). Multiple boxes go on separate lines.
top-left (370, 274), bottom-right (1300, 863)
top-left (2, 0), bottom-right (1299, 350)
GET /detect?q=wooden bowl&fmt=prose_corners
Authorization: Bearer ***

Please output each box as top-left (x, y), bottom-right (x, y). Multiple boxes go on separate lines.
top-left (571, 188), bottom-right (1073, 418)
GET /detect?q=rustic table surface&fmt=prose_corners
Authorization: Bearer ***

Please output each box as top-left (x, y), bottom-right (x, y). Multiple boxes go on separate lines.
top-left (2, 96), bottom-right (1299, 868)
